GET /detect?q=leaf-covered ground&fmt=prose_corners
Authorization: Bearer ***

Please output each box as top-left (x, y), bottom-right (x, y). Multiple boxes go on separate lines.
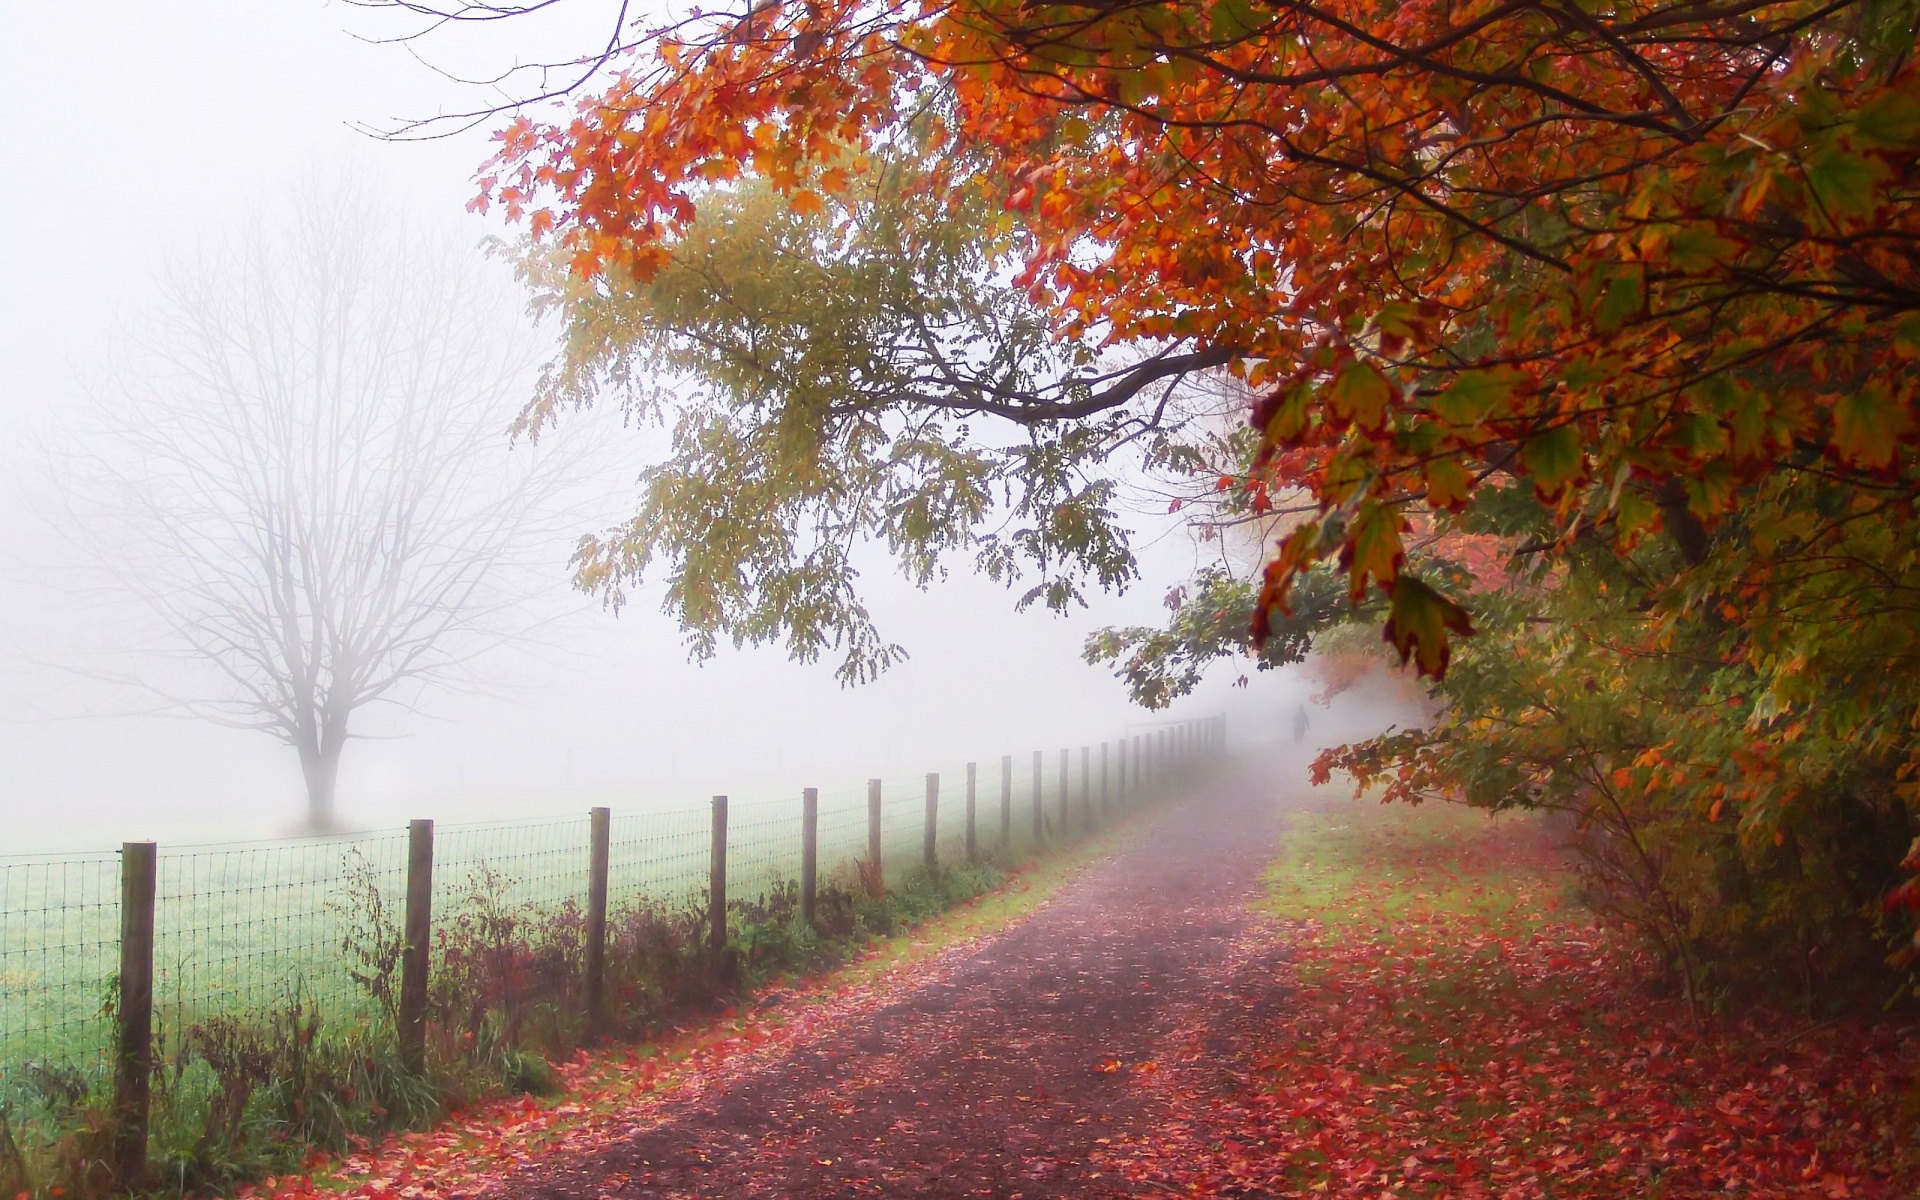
top-left (239, 768), bottom-right (1917, 1200)
top-left (1105, 801), bottom-right (1920, 1198)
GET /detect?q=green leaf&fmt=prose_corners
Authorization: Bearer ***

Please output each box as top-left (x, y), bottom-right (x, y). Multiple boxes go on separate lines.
top-left (1431, 367), bottom-right (1520, 425)
top-left (1612, 488), bottom-right (1658, 541)
top-left (1327, 359), bottom-right (1394, 429)
top-left (1423, 457), bottom-right (1475, 509)
top-left (1396, 416), bottom-right (1443, 455)
top-left (1257, 377), bottom-right (1312, 445)
top-left (1675, 411), bottom-right (1729, 458)
top-left (1806, 147), bottom-right (1887, 219)
top-left (1522, 423), bottom-right (1585, 498)
top-left (1832, 385), bottom-right (1913, 468)
top-left (1854, 90), bottom-right (1920, 150)
top-left (1381, 575), bottom-right (1474, 679)
top-left (1341, 503), bottom-right (1405, 600)
top-left (1665, 225), bottom-right (1738, 273)
top-left (1723, 385), bottom-right (1771, 460)
top-left (1895, 313), bottom-right (1920, 361)
top-left (1208, 0), bottom-right (1265, 41)
top-left (1592, 264), bottom-right (1644, 333)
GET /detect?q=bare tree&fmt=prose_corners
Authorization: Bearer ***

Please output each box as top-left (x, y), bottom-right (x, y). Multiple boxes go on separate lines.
top-left (46, 185), bottom-right (575, 830)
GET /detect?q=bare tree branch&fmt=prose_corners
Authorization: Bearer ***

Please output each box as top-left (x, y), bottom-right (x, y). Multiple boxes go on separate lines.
top-left (35, 182), bottom-right (587, 830)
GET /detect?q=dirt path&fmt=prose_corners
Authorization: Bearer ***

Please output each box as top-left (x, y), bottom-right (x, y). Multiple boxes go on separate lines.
top-left (490, 762), bottom-right (1294, 1200)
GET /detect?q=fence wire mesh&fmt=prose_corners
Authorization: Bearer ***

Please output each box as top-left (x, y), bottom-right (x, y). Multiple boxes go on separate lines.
top-left (155, 833), bottom-right (408, 1037)
top-left (727, 797), bottom-right (803, 903)
top-left (607, 805), bottom-right (710, 914)
top-left (0, 851), bottom-right (119, 1068)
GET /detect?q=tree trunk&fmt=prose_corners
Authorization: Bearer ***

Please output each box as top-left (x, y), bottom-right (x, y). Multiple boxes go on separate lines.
top-left (298, 735), bottom-right (345, 833)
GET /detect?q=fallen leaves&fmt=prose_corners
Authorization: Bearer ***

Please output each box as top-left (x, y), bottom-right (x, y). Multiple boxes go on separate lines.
top-left (1097, 802), bottom-right (1919, 1198)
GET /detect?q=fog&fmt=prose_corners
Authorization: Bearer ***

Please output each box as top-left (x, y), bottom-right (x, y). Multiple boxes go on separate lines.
top-left (0, 4), bottom-right (1397, 853)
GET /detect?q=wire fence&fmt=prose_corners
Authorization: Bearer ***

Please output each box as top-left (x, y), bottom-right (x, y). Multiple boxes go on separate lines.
top-left (0, 719), bottom-right (1220, 1087)
top-left (0, 851), bottom-right (120, 1066)
top-left (154, 833), bottom-right (409, 1042)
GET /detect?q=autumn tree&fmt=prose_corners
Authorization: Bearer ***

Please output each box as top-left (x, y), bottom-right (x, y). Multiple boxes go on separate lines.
top-left (451, 0), bottom-right (1920, 652)
top-left (53, 188), bottom-right (569, 831)
top-left (514, 148), bottom-right (1237, 679)
top-left (370, 0), bottom-right (1920, 992)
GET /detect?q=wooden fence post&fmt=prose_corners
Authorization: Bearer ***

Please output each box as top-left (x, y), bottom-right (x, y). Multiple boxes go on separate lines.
top-left (112, 841), bottom-right (156, 1186)
top-left (1058, 749), bottom-right (1070, 833)
top-left (867, 778), bottom-right (884, 895)
top-left (399, 819), bottom-right (434, 1073)
top-left (924, 773), bottom-right (940, 869)
top-left (585, 807), bottom-right (610, 1040)
top-left (802, 787), bottom-right (819, 925)
top-left (1000, 755), bottom-right (1013, 849)
top-left (965, 762), bottom-right (978, 863)
top-left (709, 797), bottom-right (729, 960)
top-left (1031, 751), bottom-right (1044, 843)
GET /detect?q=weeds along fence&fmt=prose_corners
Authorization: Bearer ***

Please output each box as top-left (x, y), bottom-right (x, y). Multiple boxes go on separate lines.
top-left (0, 717), bottom-right (1222, 1185)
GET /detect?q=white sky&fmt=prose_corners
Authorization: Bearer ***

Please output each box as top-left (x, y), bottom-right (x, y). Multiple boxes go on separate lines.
top-left (0, 2), bottom-right (1331, 852)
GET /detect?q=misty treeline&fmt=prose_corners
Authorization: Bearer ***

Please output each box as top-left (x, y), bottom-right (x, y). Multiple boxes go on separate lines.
top-left (496, 132), bottom-right (1919, 1013)
top-left (31, 184), bottom-right (584, 831)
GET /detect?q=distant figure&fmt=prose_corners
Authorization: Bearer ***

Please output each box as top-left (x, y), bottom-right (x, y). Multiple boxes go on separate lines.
top-left (1293, 704), bottom-right (1310, 745)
